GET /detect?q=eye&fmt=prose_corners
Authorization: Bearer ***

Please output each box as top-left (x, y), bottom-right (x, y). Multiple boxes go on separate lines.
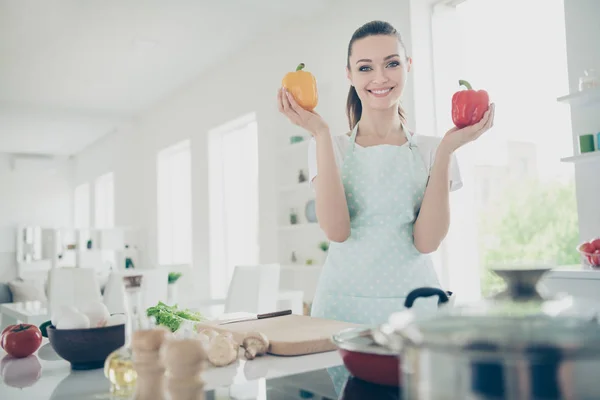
top-left (358, 65), bottom-right (372, 72)
top-left (387, 60), bottom-right (400, 68)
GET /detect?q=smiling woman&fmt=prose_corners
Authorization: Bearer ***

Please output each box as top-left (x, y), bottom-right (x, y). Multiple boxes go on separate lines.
top-left (277, 19), bottom-right (494, 329)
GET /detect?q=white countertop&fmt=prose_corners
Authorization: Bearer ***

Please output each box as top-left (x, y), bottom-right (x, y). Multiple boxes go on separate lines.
top-left (0, 339), bottom-right (344, 399)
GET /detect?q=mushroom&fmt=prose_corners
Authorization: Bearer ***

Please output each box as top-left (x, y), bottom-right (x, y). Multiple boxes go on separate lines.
top-left (207, 334), bottom-right (238, 367)
top-left (197, 328), bottom-right (219, 340)
top-left (241, 332), bottom-right (269, 360)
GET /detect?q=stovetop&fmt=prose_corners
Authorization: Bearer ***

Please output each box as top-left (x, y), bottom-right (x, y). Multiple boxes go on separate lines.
top-left (205, 366), bottom-right (400, 400)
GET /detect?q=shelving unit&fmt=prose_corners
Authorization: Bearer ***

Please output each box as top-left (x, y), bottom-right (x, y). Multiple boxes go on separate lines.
top-left (557, 86), bottom-right (600, 107)
top-left (278, 223), bottom-right (320, 232)
top-left (279, 181), bottom-right (311, 193)
top-left (557, 87), bottom-right (600, 162)
top-left (560, 151), bottom-right (600, 164)
top-left (277, 135), bottom-right (325, 304)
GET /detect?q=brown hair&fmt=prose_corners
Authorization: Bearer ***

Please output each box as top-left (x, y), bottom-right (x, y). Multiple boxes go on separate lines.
top-left (346, 20), bottom-right (409, 130)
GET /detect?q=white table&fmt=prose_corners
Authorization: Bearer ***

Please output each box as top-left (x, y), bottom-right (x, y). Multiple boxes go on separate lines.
top-left (0, 301), bottom-right (50, 329)
top-left (0, 338), bottom-right (343, 399)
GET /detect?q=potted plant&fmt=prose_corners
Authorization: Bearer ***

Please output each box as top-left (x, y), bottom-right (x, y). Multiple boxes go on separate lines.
top-left (167, 272), bottom-right (182, 304)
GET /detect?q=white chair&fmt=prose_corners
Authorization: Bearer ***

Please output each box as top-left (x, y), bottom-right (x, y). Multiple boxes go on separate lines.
top-left (224, 264), bottom-right (281, 314)
top-left (46, 268), bottom-right (102, 315)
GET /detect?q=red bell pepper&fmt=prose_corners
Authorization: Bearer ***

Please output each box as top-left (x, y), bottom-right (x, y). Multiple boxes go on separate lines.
top-left (451, 80), bottom-right (490, 129)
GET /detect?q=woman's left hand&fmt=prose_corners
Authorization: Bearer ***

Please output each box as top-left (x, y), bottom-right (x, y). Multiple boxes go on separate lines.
top-left (441, 103), bottom-right (495, 153)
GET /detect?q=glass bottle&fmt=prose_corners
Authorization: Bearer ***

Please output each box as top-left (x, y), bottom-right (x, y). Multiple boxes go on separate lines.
top-left (103, 274), bottom-right (145, 397)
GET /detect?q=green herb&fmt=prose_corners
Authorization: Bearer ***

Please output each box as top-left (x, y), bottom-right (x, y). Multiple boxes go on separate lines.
top-left (146, 301), bottom-right (204, 332)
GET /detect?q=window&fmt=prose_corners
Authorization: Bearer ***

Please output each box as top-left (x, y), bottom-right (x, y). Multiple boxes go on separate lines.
top-left (74, 183), bottom-right (90, 228)
top-left (208, 113), bottom-right (259, 299)
top-left (94, 172), bottom-right (114, 229)
top-left (431, 0), bottom-right (575, 299)
top-left (157, 140), bottom-right (192, 266)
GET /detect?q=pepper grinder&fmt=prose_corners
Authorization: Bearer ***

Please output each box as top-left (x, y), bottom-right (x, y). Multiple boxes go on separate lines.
top-left (131, 328), bottom-right (171, 400)
top-left (161, 338), bottom-right (207, 400)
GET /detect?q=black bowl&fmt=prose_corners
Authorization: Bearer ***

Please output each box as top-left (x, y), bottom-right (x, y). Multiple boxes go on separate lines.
top-left (46, 324), bottom-right (125, 370)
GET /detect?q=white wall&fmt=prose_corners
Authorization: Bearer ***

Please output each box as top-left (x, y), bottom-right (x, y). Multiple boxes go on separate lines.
top-left (563, 0), bottom-right (600, 242)
top-left (0, 154), bottom-right (73, 282)
top-left (72, 0), bottom-right (416, 302)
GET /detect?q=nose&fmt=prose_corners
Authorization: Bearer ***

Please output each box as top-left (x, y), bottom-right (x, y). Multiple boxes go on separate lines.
top-left (372, 67), bottom-right (388, 85)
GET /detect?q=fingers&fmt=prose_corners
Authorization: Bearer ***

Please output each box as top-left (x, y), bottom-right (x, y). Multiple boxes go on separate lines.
top-left (279, 88), bottom-right (302, 125)
top-left (473, 103), bottom-right (495, 140)
top-left (277, 88), bottom-right (284, 113)
top-left (285, 89), bottom-right (303, 113)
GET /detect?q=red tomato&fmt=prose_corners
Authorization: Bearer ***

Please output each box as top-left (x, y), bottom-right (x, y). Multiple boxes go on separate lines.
top-left (579, 242), bottom-right (595, 254)
top-left (0, 324), bottom-right (42, 358)
top-left (0, 326), bottom-right (15, 350)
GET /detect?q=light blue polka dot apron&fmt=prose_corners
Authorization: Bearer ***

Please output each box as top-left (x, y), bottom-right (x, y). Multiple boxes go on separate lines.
top-left (310, 121), bottom-right (442, 393)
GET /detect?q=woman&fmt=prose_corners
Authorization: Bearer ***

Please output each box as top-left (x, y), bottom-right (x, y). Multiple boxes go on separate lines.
top-left (277, 20), bottom-right (495, 327)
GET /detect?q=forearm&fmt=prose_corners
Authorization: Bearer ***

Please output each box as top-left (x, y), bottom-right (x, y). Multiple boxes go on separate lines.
top-left (413, 145), bottom-right (453, 253)
top-left (314, 132), bottom-right (351, 242)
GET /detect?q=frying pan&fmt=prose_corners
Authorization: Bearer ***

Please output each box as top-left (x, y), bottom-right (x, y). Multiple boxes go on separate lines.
top-left (331, 287), bottom-right (453, 387)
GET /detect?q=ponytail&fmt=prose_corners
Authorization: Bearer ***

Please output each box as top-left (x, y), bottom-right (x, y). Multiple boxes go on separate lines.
top-left (346, 86), bottom-right (362, 130)
top-left (346, 85), bottom-right (408, 130)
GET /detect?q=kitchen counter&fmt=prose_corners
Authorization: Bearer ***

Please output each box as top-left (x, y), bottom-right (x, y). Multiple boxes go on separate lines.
top-left (0, 339), bottom-right (399, 399)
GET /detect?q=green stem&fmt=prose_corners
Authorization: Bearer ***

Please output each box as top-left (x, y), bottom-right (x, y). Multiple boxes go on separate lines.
top-left (458, 79), bottom-right (472, 90)
top-left (296, 63), bottom-right (306, 71)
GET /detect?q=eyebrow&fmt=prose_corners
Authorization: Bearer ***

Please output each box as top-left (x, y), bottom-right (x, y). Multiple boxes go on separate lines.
top-left (355, 54), bottom-right (400, 64)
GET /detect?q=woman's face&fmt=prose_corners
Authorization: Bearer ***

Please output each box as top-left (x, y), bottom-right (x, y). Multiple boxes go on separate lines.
top-left (347, 35), bottom-right (411, 111)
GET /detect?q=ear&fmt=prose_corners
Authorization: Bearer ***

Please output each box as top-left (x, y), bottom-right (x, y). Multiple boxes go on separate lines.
top-left (346, 66), bottom-right (353, 86)
top-left (406, 57), bottom-right (413, 73)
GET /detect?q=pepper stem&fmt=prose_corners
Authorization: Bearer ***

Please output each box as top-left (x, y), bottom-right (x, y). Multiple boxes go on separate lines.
top-left (458, 79), bottom-right (472, 90)
top-left (296, 63), bottom-right (306, 71)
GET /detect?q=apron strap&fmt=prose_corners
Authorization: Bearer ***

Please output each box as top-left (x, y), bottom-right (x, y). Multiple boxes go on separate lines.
top-left (349, 123), bottom-right (359, 151)
top-left (402, 121), bottom-right (417, 149)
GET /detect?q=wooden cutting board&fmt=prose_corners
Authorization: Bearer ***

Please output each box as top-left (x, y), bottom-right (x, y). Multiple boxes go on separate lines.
top-left (195, 314), bottom-right (362, 356)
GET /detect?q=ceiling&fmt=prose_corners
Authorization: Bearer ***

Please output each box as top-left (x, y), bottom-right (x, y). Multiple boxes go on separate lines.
top-left (0, 0), bottom-right (333, 156)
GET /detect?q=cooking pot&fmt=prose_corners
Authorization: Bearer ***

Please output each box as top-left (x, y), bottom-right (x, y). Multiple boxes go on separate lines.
top-left (331, 287), bottom-right (454, 387)
top-left (374, 267), bottom-right (600, 399)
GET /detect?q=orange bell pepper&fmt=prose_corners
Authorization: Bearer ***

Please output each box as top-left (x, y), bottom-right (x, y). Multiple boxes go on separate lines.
top-left (451, 80), bottom-right (490, 129)
top-left (282, 63), bottom-right (318, 111)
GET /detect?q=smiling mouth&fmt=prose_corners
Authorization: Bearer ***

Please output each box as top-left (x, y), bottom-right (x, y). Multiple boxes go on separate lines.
top-left (368, 87), bottom-right (394, 97)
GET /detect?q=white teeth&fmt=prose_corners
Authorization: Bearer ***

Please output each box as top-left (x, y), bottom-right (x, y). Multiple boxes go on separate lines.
top-left (371, 88), bottom-right (391, 94)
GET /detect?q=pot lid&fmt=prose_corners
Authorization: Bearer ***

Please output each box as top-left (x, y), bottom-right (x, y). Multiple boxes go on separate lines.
top-left (332, 327), bottom-right (397, 356)
top-left (385, 267), bottom-right (600, 356)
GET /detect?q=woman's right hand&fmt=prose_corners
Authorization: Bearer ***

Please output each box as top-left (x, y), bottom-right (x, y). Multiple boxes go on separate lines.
top-left (277, 88), bottom-right (330, 137)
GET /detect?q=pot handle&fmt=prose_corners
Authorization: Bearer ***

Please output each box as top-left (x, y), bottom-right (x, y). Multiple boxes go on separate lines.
top-left (404, 287), bottom-right (451, 308)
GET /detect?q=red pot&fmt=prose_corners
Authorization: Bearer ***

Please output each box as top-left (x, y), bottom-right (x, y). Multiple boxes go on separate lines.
top-left (333, 327), bottom-right (401, 386)
top-left (331, 287), bottom-right (453, 387)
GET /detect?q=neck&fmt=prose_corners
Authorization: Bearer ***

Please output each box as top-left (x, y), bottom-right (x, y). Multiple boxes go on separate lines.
top-left (357, 106), bottom-right (404, 139)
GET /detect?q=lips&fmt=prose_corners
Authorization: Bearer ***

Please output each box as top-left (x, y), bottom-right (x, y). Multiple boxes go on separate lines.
top-left (367, 87), bottom-right (394, 98)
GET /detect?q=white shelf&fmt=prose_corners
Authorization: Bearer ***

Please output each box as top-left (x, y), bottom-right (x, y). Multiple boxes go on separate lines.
top-left (560, 151), bottom-right (600, 163)
top-left (278, 223), bottom-right (320, 232)
top-left (279, 182), bottom-right (311, 192)
top-left (281, 264), bottom-right (323, 271)
top-left (545, 268), bottom-right (600, 280)
top-left (557, 86), bottom-right (600, 107)
top-left (279, 140), bottom-right (309, 154)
